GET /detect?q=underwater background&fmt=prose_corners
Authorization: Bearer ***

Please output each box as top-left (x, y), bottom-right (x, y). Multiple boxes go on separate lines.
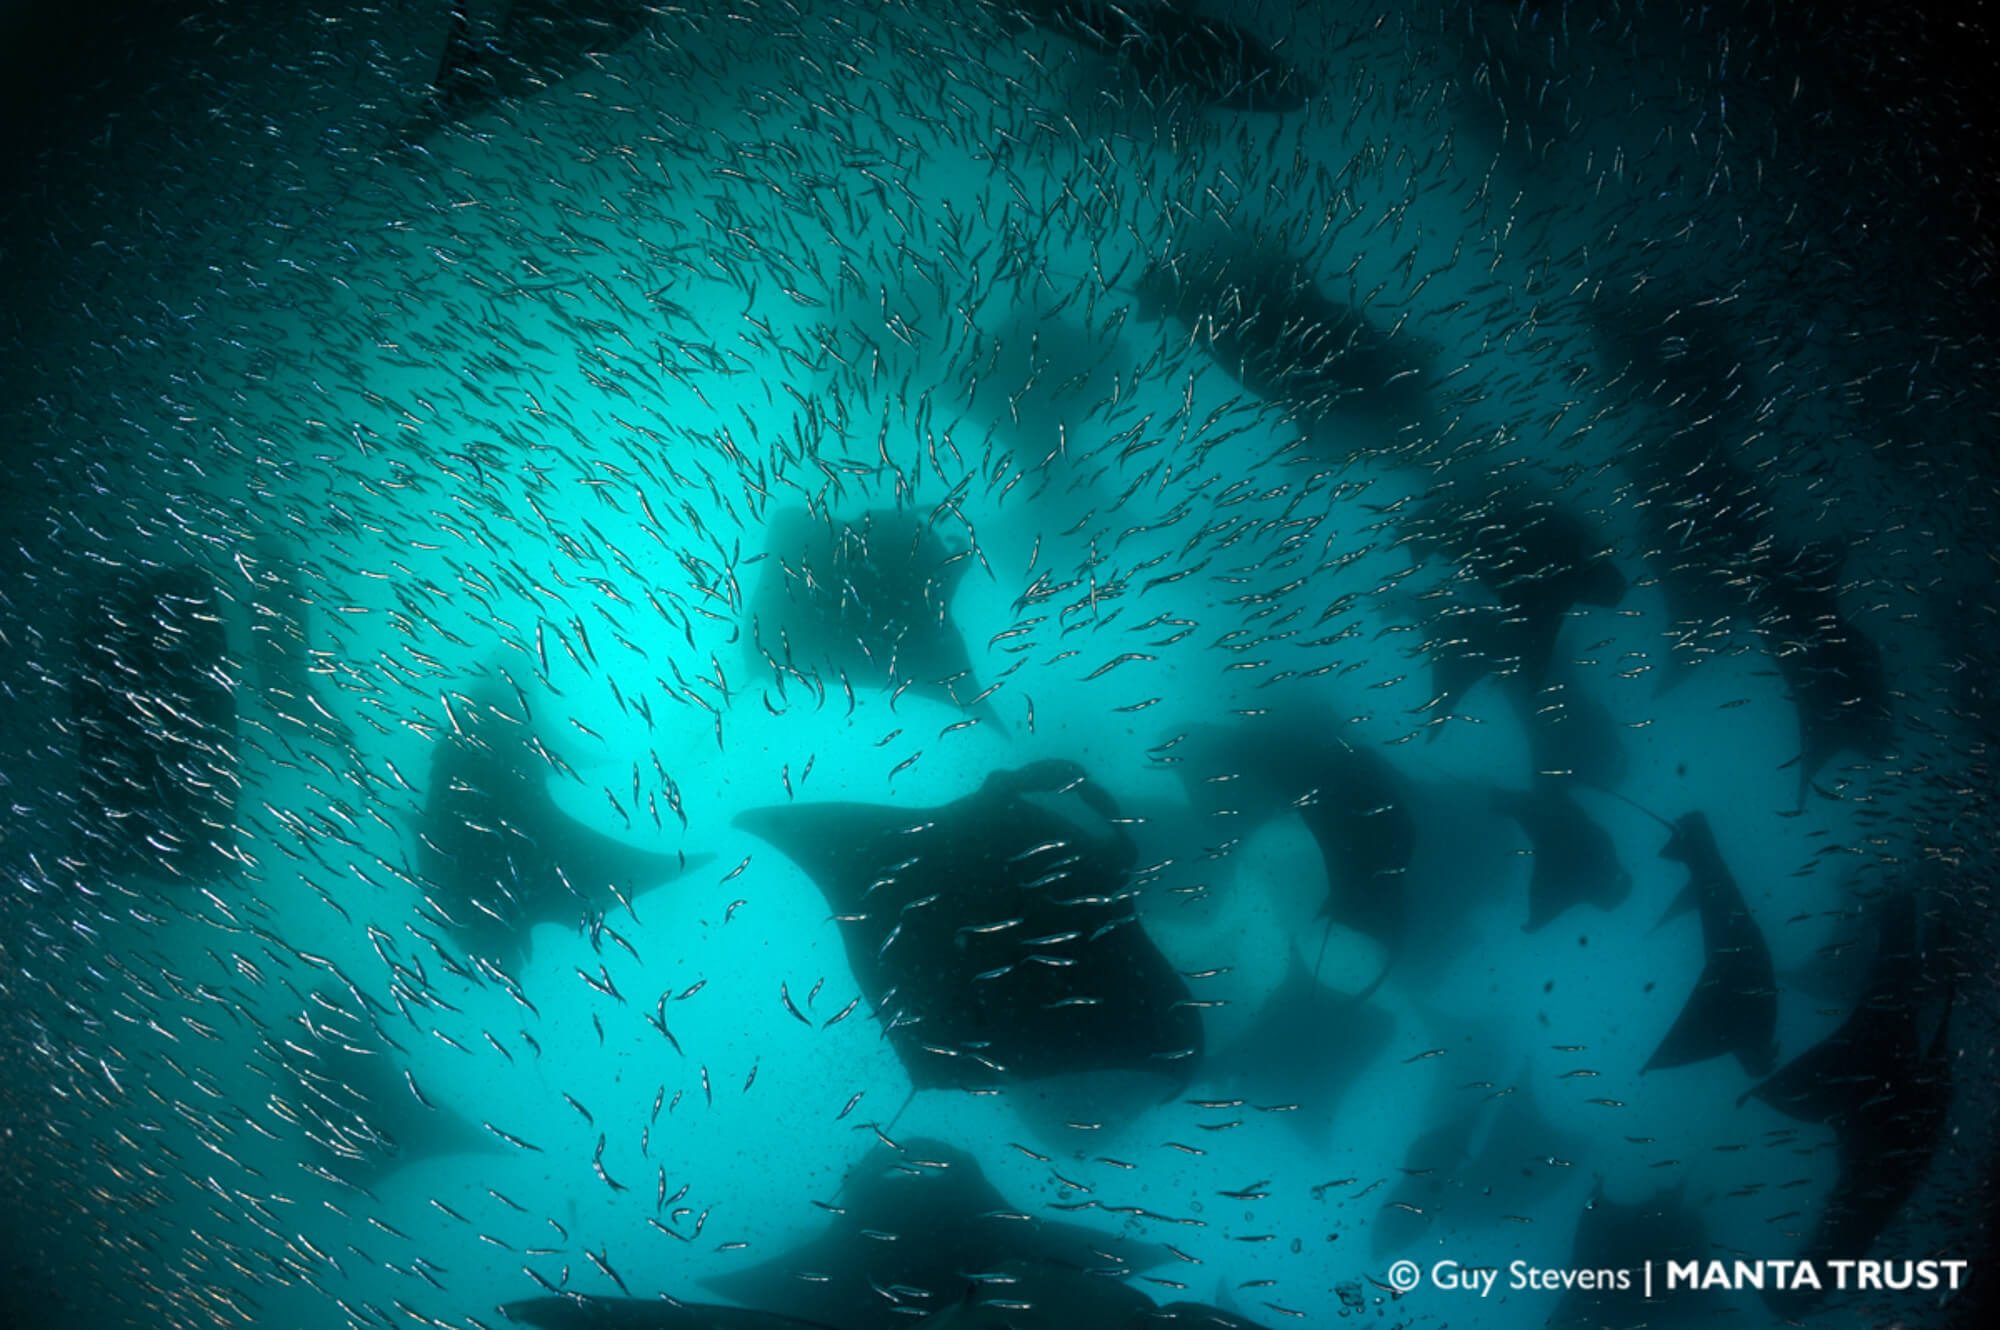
top-left (1, 2), bottom-right (1996, 1328)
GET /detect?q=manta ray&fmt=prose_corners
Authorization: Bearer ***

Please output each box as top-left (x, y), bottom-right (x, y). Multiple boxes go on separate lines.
top-left (245, 536), bottom-right (356, 767)
top-left (702, 1138), bottom-right (1169, 1330)
top-left (1946, 1140), bottom-right (2000, 1329)
top-left (1170, 717), bottom-right (1416, 996)
top-left (1584, 286), bottom-right (1779, 693)
top-left (916, 1259), bottom-right (1158, 1330)
top-left (921, 1258), bottom-right (1282, 1330)
top-left (1631, 473), bottom-right (1768, 693)
top-left (1586, 287), bottom-right (1760, 450)
top-left (416, 687), bottom-right (702, 967)
top-left (1130, 233), bottom-right (1439, 463)
top-left (536, 1254), bottom-right (1270, 1330)
top-left (402, 0), bottom-right (658, 143)
top-left (502, 1298), bottom-right (841, 1330)
top-left (1488, 780), bottom-right (1631, 932)
top-left (1523, 666), bottom-right (1630, 789)
top-left (1750, 894), bottom-right (1955, 1312)
top-left (1002, 0), bottom-right (1317, 113)
top-left (1741, 893), bottom-right (1923, 1123)
top-left (736, 761), bottom-right (1201, 1097)
top-left (1641, 812), bottom-right (1777, 1078)
top-left (1372, 1076), bottom-right (1584, 1256)
top-left (70, 562), bottom-right (240, 880)
top-left (1550, 1183), bottom-right (1716, 1329)
top-left (1200, 945), bottom-right (1394, 1144)
top-left (1778, 988), bottom-right (1951, 1300)
top-left (747, 505), bottom-right (988, 714)
top-left (260, 990), bottom-right (493, 1190)
top-left (1406, 484), bottom-right (1628, 716)
top-left (1758, 543), bottom-right (1896, 808)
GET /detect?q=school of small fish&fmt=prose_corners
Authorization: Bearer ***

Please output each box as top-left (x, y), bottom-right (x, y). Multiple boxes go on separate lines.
top-left (0, 2), bottom-right (1995, 1329)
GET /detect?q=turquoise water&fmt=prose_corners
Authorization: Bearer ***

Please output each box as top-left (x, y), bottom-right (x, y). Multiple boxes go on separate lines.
top-left (0, 3), bottom-right (1992, 1328)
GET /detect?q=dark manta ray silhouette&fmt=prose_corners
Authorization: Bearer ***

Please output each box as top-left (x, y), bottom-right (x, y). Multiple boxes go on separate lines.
top-left (748, 505), bottom-right (987, 714)
top-left (974, 308), bottom-right (1131, 501)
top-left (1549, 1184), bottom-right (1716, 1330)
top-left (1407, 485), bottom-right (1628, 716)
top-left (261, 991), bottom-right (493, 1189)
top-left (1133, 1303), bottom-right (1278, 1330)
top-left (1767, 1001), bottom-right (1953, 1314)
top-left (502, 1297), bottom-right (842, 1330)
top-left (1371, 1080), bottom-right (1583, 1256)
top-left (1488, 780), bottom-right (1631, 932)
top-left (703, 1138), bottom-right (1168, 1330)
top-left (918, 1258), bottom-right (1282, 1330)
top-left (1586, 287), bottom-right (1776, 692)
top-left (246, 537), bottom-right (356, 765)
top-left (402, 0), bottom-right (657, 144)
top-left (1202, 946), bottom-right (1394, 1144)
top-left (1631, 465), bottom-right (1769, 692)
top-left (920, 1258), bottom-right (1159, 1330)
top-left (736, 761), bottom-right (1201, 1094)
top-left (1172, 719), bottom-right (1414, 995)
top-left (1757, 543), bottom-right (1895, 808)
top-left (1586, 287), bottom-right (1761, 451)
top-left (1130, 234), bottom-right (1439, 462)
top-left (1642, 812), bottom-right (1777, 1077)
top-left (1523, 667), bottom-right (1629, 789)
top-left (416, 689), bottom-right (701, 967)
top-left (558, 1261), bottom-right (1265, 1330)
top-left (1000, 0), bottom-right (1316, 113)
top-left (1755, 915), bottom-right (1954, 1312)
top-left (1740, 893), bottom-right (1922, 1124)
top-left (70, 563), bottom-right (239, 880)
top-left (1946, 1140), bottom-right (2000, 1329)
